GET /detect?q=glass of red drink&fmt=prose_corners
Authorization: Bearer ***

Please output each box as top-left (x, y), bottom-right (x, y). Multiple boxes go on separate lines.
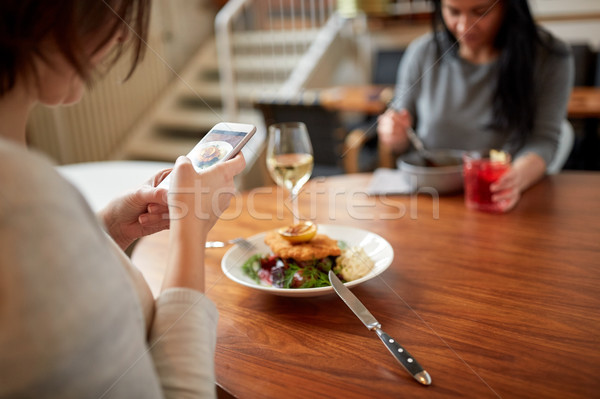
top-left (463, 150), bottom-right (511, 212)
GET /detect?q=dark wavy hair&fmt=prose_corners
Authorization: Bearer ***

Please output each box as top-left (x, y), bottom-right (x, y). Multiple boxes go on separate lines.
top-left (0, 0), bottom-right (150, 96)
top-left (431, 0), bottom-right (568, 145)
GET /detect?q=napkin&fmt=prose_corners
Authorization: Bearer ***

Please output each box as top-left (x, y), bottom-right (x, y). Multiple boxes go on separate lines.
top-left (367, 168), bottom-right (413, 195)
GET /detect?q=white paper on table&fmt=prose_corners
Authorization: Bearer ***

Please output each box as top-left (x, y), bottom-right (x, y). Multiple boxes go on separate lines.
top-left (366, 168), bottom-right (414, 195)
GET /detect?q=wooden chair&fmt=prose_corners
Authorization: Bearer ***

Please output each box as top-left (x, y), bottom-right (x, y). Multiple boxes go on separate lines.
top-left (342, 127), bottom-right (395, 173)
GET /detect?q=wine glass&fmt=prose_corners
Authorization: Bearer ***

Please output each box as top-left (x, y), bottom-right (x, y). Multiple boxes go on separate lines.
top-left (266, 122), bottom-right (314, 224)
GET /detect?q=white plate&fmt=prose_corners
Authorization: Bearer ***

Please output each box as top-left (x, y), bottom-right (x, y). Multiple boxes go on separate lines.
top-left (221, 225), bottom-right (394, 297)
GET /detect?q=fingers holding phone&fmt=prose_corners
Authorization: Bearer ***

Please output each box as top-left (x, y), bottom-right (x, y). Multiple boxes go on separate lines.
top-left (168, 153), bottom-right (245, 236)
top-left (158, 122), bottom-right (256, 190)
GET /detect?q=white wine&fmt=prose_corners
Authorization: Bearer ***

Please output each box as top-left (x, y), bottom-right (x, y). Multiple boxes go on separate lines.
top-left (266, 122), bottom-right (313, 223)
top-left (267, 153), bottom-right (314, 193)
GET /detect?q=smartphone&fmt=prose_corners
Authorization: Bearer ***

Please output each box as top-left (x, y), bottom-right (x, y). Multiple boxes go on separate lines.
top-left (158, 122), bottom-right (256, 189)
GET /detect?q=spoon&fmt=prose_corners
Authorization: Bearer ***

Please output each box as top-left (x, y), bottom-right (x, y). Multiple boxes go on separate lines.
top-left (405, 127), bottom-right (439, 167)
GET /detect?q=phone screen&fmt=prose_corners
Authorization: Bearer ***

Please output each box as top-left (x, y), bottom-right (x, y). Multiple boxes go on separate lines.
top-left (189, 129), bottom-right (248, 171)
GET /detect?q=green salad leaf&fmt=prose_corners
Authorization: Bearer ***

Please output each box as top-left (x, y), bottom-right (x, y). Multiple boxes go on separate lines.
top-left (299, 265), bottom-right (331, 288)
top-left (241, 254), bottom-right (345, 289)
top-left (282, 263), bottom-right (300, 288)
top-left (241, 253), bottom-right (263, 284)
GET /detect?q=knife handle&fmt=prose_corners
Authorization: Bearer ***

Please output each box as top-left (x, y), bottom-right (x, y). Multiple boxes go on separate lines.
top-left (375, 328), bottom-right (432, 386)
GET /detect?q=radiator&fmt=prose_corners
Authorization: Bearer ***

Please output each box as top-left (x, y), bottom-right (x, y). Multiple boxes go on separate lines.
top-left (27, 36), bottom-right (171, 165)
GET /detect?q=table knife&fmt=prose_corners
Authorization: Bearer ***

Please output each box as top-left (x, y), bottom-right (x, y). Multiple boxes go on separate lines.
top-left (328, 271), bottom-right (432, 386)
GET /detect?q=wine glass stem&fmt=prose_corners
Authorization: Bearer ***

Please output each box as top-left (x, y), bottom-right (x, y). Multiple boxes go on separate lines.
top-left (290, 189), bottom-right (300, 224)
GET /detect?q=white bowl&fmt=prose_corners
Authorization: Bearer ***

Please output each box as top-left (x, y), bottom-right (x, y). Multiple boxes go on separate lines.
top-left (397, 149), bottom-right (465, 195)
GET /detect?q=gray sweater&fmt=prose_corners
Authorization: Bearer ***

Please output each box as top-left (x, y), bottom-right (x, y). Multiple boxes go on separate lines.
top-left (390, 32), bottom-right (574, 165)
top-left (0, 139), bottom-right (218, 398)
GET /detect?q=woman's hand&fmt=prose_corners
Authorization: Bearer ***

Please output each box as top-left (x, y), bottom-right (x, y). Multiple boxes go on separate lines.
top-left (167, 154), bottom-right (246, 234)
top-left (490, 153), bottom-right (547, 212)
top-left (490, 166), bottom-right (521, 212)
top-left (98, 167), bottom-right (172, 251)
top-left (163, 154), bottom-right (246, 292)
top-left (377, 108), bottom-right (413, 154)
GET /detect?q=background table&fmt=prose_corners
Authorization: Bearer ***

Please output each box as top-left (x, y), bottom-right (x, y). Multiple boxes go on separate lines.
top-left (132, 173), bottom-right (600, 398)
top-left (567, 87), bottom-right (600, 118)
top-left (318, 85), bottom-right (600, 118)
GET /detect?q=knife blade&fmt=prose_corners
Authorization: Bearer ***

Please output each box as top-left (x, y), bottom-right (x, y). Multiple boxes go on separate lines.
top-left (328, 270), bottom-right (432, 386)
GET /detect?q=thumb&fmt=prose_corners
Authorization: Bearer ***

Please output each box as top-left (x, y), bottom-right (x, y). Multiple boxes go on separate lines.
top-left (172, 156), bottom-right (194, 175)
top-left (169, 156), bottom-right (196, 188)
top-left (175, 156), bottom-right (192, 167)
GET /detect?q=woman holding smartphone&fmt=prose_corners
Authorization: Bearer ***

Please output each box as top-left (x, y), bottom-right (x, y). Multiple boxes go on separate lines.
top-left (377, 0), bottom-right (573, 212)
top-left (0, 1), bottom-right (244, 397)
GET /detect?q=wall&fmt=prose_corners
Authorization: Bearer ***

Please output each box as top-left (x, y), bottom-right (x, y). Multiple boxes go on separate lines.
top-left (27, 0), bottom-right (217, 164)
top-left (158, 0), bottom-right (217, 71)
top-left (539, 19), bottom-right (600, 50)
top-left (364, 5), bottom-right (600, 76)
top-left (530, 0), bottom-right (600, 18)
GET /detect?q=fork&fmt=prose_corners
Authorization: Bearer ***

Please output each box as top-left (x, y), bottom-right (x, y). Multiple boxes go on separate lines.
top-left (205, 237), bottom-right (254, 250)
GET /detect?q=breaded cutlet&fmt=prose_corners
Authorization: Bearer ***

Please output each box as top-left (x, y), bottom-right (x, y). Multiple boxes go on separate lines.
top-left (264, 230), bottom-right (341, 261)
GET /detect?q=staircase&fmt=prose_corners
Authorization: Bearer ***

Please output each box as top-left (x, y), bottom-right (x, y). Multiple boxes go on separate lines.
top-left (116, 34), bottom-right (277, 189)
top-left (118, 38), bottom-right (264, 160)
top-left (117, 0), bottom-right (340, 189)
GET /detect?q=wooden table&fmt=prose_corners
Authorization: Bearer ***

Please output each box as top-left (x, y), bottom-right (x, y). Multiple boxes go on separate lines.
top-left (318, 85), bottom-right (391, 114)
top-left (567, 87), bottom-right (600, 118)
top-left (318, 85), bottom-right (600, 118)
top-left (132, 173), bottom-right (600, 399)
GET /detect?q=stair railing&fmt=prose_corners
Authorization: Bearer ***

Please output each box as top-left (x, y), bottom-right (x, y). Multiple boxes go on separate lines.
top-left (215, 0), bottom-right (343, 119)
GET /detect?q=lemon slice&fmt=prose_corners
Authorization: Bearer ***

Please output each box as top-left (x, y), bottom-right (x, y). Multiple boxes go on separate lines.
top-left (278, 222), bottom-right (317, 244)
top-left (490, 149), bottom-right (508, 163)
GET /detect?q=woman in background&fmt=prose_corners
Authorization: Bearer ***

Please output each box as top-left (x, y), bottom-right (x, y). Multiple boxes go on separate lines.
top-left (0, 1), bottom-right (244, 397)
top-left (377, 0), bottom-right (573, 211)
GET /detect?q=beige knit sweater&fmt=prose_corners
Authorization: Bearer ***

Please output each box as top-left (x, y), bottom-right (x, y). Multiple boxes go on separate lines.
top-left (0, 138), bottom-right (218, 398)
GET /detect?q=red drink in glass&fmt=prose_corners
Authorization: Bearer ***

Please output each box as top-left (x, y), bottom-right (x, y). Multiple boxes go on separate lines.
top-left (463, 150), bottom-right (511, 212)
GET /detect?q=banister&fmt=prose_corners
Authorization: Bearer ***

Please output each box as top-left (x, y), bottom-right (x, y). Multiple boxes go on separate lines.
top-left (215, 0), bottom-right (249, 120)
top-left (215, 0), bottom-right (342, 120)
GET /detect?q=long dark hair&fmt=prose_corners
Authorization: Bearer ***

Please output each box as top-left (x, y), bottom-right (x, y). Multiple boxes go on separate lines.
top-left (0, 0), bottom-right (150, 96)
top-left (431, 0), bottom-right (568, 145)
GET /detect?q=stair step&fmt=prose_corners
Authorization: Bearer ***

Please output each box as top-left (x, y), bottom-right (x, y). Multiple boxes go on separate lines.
top-left (153, 109), bottom-right (223, 133)
top-left (125, 134), bottom-right (203, 162)
top-left (198, 68), bottom-right (220, 82)
top-left (123, 109), bottom-right (266, 167)
top-left (179, 80), bottom-right (284, 104)
top-left (232, 29), bottom-right (319, 48)
top-left (176, 96), bottom-right (223, 110)
top-left (118, 28), bottom-right (298, 176)
top-left (153, 107), bottom-right (264, 134)
top-left (232, 54), bottom-right (301, 73)
top-left (234, 70), bottom-right (289, 84)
